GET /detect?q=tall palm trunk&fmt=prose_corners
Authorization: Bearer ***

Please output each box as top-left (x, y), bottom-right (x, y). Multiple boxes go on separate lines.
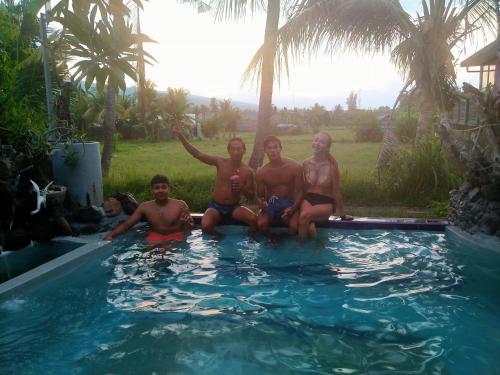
top-left (136, 4), bottom-right (147, 131)
top-left (249, 0), bottom-right (280, 170)
top-left (101, 83), bottom-right (116, 177)
top-left (416, 90), bottom-right (436, 140)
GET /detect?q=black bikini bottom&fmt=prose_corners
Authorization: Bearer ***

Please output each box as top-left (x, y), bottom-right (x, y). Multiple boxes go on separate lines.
top-left (304, 192), bottom-right (335, 207)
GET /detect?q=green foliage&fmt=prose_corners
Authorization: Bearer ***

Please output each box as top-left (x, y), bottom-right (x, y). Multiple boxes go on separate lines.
top-left (351, 110), bottom-right (382, 142)
top-left (393, 107), bottom-right (418, 142)
top-left (201, 117), bottom-right (222, 138)
top-left (62, 143), bottom-right (79, 168)
top-left (0, 5), bottom-right (46, 140)
top-left (305, 103), bottom-right (329, 132)
top-left (380, 136), bottom-right (462, 205)
top-left (431, 200), bottom-right (448, 218)
top-left (346, 91), bottom-right (357, 111)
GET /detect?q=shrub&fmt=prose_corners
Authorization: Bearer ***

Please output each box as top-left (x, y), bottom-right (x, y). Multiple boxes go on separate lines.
top-left (350, 110), bottom-right (383, 142)
top-left (393, 109), bottom-right (418, 142)
top-left (201, 117), bottom-right (223, 138)
top-left (380, 136), bottom-right (462, 205)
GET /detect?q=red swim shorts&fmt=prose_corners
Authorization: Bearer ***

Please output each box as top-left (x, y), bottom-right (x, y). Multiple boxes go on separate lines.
top-left (146, 231), bottom-right (185, 244)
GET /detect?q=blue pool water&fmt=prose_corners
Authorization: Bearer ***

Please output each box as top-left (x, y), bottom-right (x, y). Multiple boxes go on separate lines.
top-left (1, 227), bottom-right (499, 374)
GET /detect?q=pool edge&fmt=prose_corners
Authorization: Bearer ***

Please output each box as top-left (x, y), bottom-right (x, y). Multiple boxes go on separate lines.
top-left (191, 213), bottom-right (448, 231)
top-left (446, 225), bottom-right (500, 254)
top-left (0, 240), bottom-right (112, 302)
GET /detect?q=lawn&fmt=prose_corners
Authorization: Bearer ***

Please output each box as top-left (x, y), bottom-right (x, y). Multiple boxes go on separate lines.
top-left (104, 129), bottom-right (437, 217)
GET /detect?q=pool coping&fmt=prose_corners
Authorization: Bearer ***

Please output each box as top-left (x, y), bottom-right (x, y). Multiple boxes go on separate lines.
top-left (0, 239), bottom-right (111, 302)
top-left (190, 213), bottom-right (448, 231)
top-left (446, 225), bottom-right (500, 254)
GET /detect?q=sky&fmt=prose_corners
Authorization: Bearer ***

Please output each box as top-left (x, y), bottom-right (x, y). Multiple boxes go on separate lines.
top-left (139, 1), bottom-right (490, 110)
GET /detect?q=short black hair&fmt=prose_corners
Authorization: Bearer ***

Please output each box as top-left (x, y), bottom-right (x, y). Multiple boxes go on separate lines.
top-left (227, 137), bottom-right (246, 150)
top-left (263, 135), bottom-right (282, 149)
top-left (150, 174), bottom-right (170, 187)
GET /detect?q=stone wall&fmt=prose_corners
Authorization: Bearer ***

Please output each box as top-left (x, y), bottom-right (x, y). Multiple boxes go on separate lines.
top-left (449, 181), bottom-right (500, 238)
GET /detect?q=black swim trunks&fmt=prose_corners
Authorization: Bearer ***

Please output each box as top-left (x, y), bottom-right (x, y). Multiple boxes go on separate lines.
top-left (304, 192), bottom-right (335, 207)
top-left (208, 201), bottom-right (239, 223)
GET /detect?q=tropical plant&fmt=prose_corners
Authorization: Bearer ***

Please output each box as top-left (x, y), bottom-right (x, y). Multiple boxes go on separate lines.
top-left (217, 98), bottom-right (240, 138)
top-left (304, 102), bottom-right (329, 132)
top-left (379, 135), bottom-right (462, 204)
top-left (346, 91), bottom-right (357, 111)
top-left (53, 0), bottom-right (155, 176)
top-left (0, 2), bottom-right (47, 145)
top-left (159, 87), bottom-right (191, 140)
top-left (245, 0), bottom-right (496, 140)
top-left (351, 110), bottom-right (382, 143)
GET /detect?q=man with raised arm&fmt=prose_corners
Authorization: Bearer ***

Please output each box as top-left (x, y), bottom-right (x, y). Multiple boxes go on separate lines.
top-left (256, 135), bottom-right (303, 235)
top-left (173, 124), bottom-right (257, 233)
top-left (104, 175), bottom-right (194, 245)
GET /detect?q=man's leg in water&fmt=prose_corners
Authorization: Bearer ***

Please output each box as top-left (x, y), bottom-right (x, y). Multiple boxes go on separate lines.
top-left (232, 206), bottom-right (257, 233)
top-left (202, 208), bottom-right (221, 233)
top-left (257, 211), bottom-right (271, 235)
top-left (287, 210), bottom-right (299, 235)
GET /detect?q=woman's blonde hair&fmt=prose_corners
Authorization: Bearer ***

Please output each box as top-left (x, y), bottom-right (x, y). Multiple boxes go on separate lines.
top-left (316, 132), bottom-right (336, 168)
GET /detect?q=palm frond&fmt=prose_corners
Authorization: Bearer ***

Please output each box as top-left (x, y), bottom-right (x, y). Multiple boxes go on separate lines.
top-left (244, 0), bottom-right (411, 85)
top-left (210, 0), bottom-right (265, 21)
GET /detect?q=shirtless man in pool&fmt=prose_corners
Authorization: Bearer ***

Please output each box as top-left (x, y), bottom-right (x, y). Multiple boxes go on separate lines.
top-left (104, 175), bottom-right (194, 244)
top-left (256, 135), bottom-right (303, 234)
top-left (173, 123), bottom-right (257, 233)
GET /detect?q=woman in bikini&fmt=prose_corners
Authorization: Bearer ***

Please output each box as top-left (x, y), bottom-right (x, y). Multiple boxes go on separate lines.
top-left (299, 132), bottom-right (352, 240)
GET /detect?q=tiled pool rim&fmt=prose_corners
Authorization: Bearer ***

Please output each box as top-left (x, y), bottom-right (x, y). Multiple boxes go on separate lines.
top-left (3, 215), bottom-right (500, 303)
top-left (0, 235), bottom-right (111, 302)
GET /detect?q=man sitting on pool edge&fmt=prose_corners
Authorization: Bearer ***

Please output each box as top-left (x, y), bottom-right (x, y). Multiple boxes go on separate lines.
top-left (104, 175), bottom-right (194, 244)
top-left (173, 122), bottom-right (257, 233)
top-left (256, 135), bottom-right (303, 234)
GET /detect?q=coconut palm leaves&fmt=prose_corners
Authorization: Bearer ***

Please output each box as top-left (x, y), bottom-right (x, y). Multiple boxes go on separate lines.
top-left (54, 7), bottom-right (155, 94)
top-left (245, 0), bottom-right (495, 139)
top-left (52, 0), bottom-right (156, 176)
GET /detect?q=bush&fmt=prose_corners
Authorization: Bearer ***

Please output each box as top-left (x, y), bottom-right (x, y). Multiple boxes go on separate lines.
top-left (431, 200), bottom-right (448, 218)
top-left (350, 110), bottom-right (383, 142)
top-left (201, 117), bottom-right (223, 138)
top-left (393, 109), bottom-right (418, 143)
top-left (380, 136), bottom-right (462, 205)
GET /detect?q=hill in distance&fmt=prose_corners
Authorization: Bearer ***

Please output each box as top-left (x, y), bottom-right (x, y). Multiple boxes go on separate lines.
top-left (124, 86), bottom-right (258, 111)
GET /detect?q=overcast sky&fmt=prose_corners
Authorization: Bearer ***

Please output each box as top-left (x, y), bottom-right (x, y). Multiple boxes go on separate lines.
top-left (139, 1), bottom-right (490, 109)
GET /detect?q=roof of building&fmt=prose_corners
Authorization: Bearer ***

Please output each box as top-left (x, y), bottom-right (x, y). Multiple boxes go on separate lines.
top-left (460, 41), bottom-right (497, 67)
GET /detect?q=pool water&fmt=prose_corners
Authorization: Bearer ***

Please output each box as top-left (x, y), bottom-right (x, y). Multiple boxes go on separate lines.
top-left (1, 227), bottom-right (499, 374)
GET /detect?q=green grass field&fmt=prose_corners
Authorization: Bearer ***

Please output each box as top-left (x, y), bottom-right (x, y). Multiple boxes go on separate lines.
top-left (103, 129), bottom-right (440, 217)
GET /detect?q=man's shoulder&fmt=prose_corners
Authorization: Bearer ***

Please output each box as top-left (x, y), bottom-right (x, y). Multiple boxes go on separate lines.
top-left (169, 198), bottom-right (188, 208)
top-left (284, 157), bottom-right (302, 168)
top-left (239, 163), bottom-right (253, 174)
top-left (256, 163), bottom-right (271, 175)
top-left (139, 200), bottom-right (155, 208)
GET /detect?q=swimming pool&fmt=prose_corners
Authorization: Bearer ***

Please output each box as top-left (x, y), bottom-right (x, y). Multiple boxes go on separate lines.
top-left (1, 226), bottom-right (499, 374)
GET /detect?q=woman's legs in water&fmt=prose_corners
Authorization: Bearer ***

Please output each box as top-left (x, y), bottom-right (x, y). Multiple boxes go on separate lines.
top-left (298, 200), bottom-right (333, 240)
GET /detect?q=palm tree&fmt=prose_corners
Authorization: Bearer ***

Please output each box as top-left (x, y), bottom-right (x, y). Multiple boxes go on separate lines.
top-left (160, 87), bottom-right (191, 139)
top-left (218, 98), bottom-right (241, 138)
top-left (54, 0), bottom-right (155, 176)
top-left (245, 0), bottom-right (495, 140)
top-left (185, 0), bottom-right (284, 168)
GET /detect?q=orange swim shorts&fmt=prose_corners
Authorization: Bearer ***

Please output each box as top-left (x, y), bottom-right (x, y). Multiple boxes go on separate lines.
top-left (146, 231), bottom-right (185, 244)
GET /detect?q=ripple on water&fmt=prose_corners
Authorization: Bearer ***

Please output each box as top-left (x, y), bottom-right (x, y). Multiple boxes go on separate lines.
top-left (1, 227), bottom-right (499, 374)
